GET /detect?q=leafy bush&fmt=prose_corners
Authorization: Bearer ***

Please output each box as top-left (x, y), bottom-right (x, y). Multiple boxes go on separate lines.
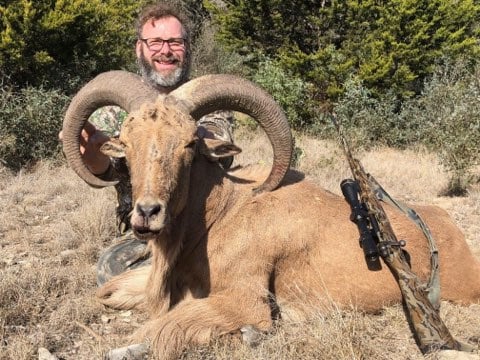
top-left (332, 59), bottom-right (480, 194)
top-left (331, 77), bottom-right (407, 150)
top-left (252, 58), bottom-right (310, 129)
top-left (402, 60), bottom-right (480, 194)
top-left (0, 86), bottom-right (69, 171)
top-left (0, 0), bottom-right (149, 93)
top-left (190, 18), bottom-right (249, 77)
top-left (209, 0), bottom-right (480, 107)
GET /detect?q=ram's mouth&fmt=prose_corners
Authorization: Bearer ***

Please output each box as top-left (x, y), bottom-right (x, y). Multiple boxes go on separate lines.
top-left (133, 225), bottom-right (162, 240)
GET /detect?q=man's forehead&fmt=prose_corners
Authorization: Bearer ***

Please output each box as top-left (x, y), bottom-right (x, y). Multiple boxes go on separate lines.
top-left (142, 16), bottom-right (184, 38)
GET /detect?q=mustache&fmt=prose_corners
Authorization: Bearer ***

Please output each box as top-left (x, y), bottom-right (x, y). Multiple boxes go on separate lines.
top-left (152, 54), bottom-right (179, 63)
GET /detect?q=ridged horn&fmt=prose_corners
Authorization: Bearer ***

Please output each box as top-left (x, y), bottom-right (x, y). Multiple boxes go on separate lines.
top-left (62, 70), bottom-right (159, 188)
top-left (165, 74), bottom-right (293, 194)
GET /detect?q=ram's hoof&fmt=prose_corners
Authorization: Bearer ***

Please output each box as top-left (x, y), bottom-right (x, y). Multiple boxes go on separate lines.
top-left (240, 325), bottom-right (265, 347)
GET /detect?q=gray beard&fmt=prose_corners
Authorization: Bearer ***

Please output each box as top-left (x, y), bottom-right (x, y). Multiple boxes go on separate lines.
top-left (138, 53), bottom-right (189, 90)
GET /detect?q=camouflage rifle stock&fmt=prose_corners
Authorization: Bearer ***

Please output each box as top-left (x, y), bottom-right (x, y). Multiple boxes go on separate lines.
top-left (331, 115), bottom-right (475, 354)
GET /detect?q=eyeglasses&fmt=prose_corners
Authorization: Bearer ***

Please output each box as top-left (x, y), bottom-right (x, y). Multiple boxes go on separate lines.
top-left (139, 37), bottom-right (186, 51)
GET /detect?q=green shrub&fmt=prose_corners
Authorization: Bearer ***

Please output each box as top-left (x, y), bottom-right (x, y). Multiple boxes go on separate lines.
top-left (0, 0), bottom-right (149, 93)
top-left (0, 86), bottom-right (69, 170)
top-left (191, 18), bottom-right (249, 77)
top-left (402, 60), bottom-right (480, 194)
top-left (209, 0), bottom-right (480, 107)
top-left (332, 77), bottom-right (405, 149)
top-left (252, 58), bottom-right (310, 129)
top-left (332, 59), bottom-right (480, 194)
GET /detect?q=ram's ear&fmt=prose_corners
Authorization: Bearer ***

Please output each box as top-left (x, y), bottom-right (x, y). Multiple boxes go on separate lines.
top-left (199, 138), bottom-right (242, 160)
top-left (100, 138), bottom-right (126, 158)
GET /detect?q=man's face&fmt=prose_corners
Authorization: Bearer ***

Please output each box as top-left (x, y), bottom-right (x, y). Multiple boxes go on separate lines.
top-left (136, 16), bottom-right (189, 89)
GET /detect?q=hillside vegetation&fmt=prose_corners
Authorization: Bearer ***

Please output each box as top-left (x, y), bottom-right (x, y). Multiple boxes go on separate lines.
top-left (1, 0), bottom-right (479, 190)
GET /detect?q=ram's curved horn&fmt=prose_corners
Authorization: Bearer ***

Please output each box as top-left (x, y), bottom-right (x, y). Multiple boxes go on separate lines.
top-left (62, 70), bottom-right (159, 188)
top-left (165, 74), bottom-right (293, 194)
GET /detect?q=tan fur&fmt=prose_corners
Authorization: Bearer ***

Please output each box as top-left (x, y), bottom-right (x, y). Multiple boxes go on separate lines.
top-left (98, 102), bottom-right (480, 359)
top-left (96, 266), bottom-right (149, 311)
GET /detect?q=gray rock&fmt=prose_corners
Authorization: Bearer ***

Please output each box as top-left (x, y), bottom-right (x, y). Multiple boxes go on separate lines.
top-left (434, 349), bottom-right (480, 360)
top-left (38, 347), bottom-right (59, 360)
top-left (105, 343), bottom-right (149, 360)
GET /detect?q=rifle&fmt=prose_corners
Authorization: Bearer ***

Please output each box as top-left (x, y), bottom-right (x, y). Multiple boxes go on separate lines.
top-left (331, 115), bottom-right (475, 354)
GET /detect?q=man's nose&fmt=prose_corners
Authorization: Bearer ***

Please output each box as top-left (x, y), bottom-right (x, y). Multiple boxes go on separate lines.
top-left (156, 42), bottom-right (172, 54)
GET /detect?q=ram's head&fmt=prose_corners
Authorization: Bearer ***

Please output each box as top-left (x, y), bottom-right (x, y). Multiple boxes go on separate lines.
top-left (62, 70), bottom-right (293, 194)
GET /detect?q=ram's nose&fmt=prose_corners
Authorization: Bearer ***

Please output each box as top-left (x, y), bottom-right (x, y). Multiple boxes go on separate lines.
top-left (136, 202), bottom-right (162, 219)
top-left (131, 198), bottom-right (168, 238)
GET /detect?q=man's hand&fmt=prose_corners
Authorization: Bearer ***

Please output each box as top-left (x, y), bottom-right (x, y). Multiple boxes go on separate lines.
top-left (58, 122), bottom-right (111, 175)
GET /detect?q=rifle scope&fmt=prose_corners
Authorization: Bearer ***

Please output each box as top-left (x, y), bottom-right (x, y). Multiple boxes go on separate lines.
top-left (341, 179), bottom-right (380, 264)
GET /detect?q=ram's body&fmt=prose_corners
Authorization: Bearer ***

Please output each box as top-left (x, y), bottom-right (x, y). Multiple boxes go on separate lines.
top-left (96, 101), bottom-right (480, 359)
top-left (62, 71), bottom-right (480, 359)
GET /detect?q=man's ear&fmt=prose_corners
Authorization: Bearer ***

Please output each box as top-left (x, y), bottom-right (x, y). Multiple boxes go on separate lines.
top-left (135, 40), bottom-right (142, 59)
top-left (199, 138), bottom-right (242, 160)
top-left (100, 138), bottom-right (126, 158)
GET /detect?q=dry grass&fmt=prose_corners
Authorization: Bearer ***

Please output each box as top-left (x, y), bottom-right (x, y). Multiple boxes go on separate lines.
top-left (1, 129), bottom-right (479, 359)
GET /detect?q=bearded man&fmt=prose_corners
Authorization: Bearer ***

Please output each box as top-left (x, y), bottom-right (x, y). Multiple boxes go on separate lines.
top-left (59, 2), bottom-right (235, 284)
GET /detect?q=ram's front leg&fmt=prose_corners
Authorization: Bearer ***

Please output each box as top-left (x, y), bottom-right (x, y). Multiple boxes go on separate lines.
top-left (135, 291), bottom-right (273, 359)
top-left (96, 265), bottom-right (150, 310)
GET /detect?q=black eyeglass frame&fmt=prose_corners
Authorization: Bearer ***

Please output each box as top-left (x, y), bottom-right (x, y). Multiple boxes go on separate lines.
top-left (139, 37), bottom-right (186, 50)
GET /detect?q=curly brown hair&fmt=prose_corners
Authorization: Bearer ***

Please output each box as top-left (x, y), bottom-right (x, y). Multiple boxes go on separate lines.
top-left (135, 2), bottom-right (193, 44)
